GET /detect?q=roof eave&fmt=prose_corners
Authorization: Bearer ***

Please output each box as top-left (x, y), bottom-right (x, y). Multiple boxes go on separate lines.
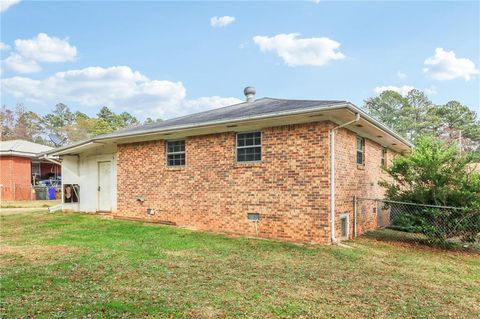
top-left (46, 101), bottom-right (412, 155)
top-left (344, 102), bottom-right (413, 148)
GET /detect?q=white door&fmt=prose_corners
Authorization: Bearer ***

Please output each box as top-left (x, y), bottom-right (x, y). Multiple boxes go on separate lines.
top-left (98, 161), bottom-right (112, 211)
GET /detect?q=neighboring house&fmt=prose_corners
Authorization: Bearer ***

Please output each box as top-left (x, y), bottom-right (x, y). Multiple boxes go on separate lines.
top-left (44, 87), bottom-right (412, 244)
top-left (0, 139), bottom-right (61, 200)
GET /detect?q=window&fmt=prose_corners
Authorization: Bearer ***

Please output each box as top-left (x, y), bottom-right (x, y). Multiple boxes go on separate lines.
top-left (356, 136), bottom-right (365, 164)
top-left (237, 132), bottom-right (262, 162)
top-left (32, 162), bottom-right (41, 177)
top-left (381, 147), bottom-right (387, 166)
top-left (340, 214), bottom-right (349, 239)
top-left (166, 140), bottom-right (185, 166)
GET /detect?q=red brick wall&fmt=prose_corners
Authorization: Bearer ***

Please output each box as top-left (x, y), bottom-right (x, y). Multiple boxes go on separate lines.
top-left (116, 121), bottom-right (395, 243)
top-left (117, 122), bottom-right (332, 243)
top-left (0, 156), bottom-right (32, 200)
top-left (334, 127), bottom-right (396, 239)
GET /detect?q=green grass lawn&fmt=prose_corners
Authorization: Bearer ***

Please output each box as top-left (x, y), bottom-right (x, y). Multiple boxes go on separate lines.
top-left (1, 213), bottom-right (479, 318)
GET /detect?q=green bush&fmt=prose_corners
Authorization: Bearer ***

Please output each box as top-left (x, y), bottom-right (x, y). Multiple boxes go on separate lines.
top-left (381, 136), bottom-right (480, 243)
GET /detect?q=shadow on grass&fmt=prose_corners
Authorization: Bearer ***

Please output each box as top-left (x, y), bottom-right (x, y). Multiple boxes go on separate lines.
top-left (364, 228), bottom-right (480, 253)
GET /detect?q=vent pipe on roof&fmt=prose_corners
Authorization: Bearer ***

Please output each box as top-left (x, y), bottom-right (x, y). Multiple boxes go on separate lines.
top-left (244, 86), bottom-right (256, 102)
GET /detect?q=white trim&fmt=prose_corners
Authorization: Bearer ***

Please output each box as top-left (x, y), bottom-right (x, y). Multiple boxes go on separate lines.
top-left (235, 131), bottom-right (262, 163)
top-left (165, 139), bottom-right (186, 167)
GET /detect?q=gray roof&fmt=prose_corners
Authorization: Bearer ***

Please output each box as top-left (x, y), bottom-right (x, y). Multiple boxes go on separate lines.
top-left (99, 98), bottom-right (346, 139)
top-left (46, 97), bottom-right (413, 155)
top-left (0, 139), bottom-right (53, 157)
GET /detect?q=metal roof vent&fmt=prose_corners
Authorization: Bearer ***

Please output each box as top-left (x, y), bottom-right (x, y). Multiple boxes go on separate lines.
top-left (244, 86), bottom-right (256, 102)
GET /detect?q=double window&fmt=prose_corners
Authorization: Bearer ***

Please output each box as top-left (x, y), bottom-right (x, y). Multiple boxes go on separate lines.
top-left (166, 140), bottom-right (185, 166)
top-left (356, 136), bottom-right (365, 165)
top-left (236, 132), bottom-right (262, 162)
top-left (165, 132), bottom-right (262, 166)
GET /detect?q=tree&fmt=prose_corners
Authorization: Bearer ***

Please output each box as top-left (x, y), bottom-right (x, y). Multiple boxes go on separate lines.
top-left (90, 118), bottom-right (114, 136)
top-left (0, 106), bottom-right (15, 140)
top-left (0, 104), bottom-right (44, 143)
top-left (435, 101), bottom-right (480, 152)
top-left (381, 136), bottom-right (480, 243)
top-left (364, 89), bottom-right (479, 150)
top-left (364, 89), bottom-right (439, 140)
top-left (144, 117), bottom-right (163, 125)
top-left (365, 90), bottom-right (409, 135)
top-left (97, 106), bottom-right (116, 128)
top-left (74, 111), bottom-right (90, 121)
top-left (97, 106), bottom-right (139, 130)
top-left (117, 111), bottom-right (139, 128)
top-left (42, 103), bottom-right (75, 140)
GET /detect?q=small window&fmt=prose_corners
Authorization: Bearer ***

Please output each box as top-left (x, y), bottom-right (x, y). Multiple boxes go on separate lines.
top-left (356, 136), bottom-right (365, 165)
top-left (247, 213), bottom-right (260, 221)
top-left (381, 147), bottom-right (387, 166)
top-left (237, 132), bottom-right (262, 162)
top-left (340, 214), bottom-right (349, 239)
top-left (32, 162), bottom-right (41, 176)
top-left (166, 140), bottom-right (185, 166)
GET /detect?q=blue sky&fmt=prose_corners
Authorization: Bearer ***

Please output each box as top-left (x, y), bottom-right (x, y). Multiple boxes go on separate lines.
top-left (1, 0), bottom-right (479, 120)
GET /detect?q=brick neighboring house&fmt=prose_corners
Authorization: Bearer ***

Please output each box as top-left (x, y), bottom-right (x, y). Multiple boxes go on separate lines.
top-left (0, 140), bottom-right (61, 200)
top-left (44, 88), bottom-right (412, 244)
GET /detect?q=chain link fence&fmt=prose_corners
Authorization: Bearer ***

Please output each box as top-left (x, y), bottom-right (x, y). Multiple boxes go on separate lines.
top-left (355, 197), bottom-right (480, 250)
top-left (0, 184), bottom-right (61, 201)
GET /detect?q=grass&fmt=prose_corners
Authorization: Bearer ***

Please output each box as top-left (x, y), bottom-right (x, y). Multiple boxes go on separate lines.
top-left (0, 200), bottom-right (61, 208)
top-left (1, 212), bottom-right (479, 318)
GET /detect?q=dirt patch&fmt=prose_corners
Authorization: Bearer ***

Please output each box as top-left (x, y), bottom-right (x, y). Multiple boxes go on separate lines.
top-left (0, 207), bottom-right (48, 215)
top-left (0, 244), bottom-right (81, 265)
top-left (1, 200), bottom-right (61, 209)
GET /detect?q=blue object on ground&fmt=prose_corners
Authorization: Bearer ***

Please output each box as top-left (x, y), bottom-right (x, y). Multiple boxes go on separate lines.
top-left (48, 187), bottom-right (56, 200)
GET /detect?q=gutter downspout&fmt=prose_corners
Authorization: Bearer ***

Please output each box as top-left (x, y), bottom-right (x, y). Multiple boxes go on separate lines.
top-left (330, 113), bottom-right (361, 244)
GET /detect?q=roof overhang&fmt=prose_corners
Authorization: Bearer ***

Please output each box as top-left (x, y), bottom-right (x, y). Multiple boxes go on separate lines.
top-left (45, 103), bottom-right (412, 156)
top-left (0, 150), bottom-right (39, 158)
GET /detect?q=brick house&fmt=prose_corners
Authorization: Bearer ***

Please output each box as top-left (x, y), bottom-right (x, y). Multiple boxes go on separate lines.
top-left (0, 140), bottom-right (61, 200)
top-left (44, 88), bottom-right (411, 244)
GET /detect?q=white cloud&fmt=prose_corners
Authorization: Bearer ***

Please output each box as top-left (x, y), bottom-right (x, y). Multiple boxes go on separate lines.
top-left (0, 42), bottom-right (11, 50)
top-left (1, 66), bottom-right (242, 119)
top-left (0, 0), bottom-right (21, 13)
top-left (374, 85), bottom-right (437, 96)
top-left (2, 53), bottom-right (40, 73)
top-left (253, 33), bottom-right (345, 66)
top-left (423, 48), bottom-right (478, 81)
top-left (210, 16), bottom-right (235, 27)
top-left (374, 85), bottom-right (416, 96)
top-left (1, 33), bottom-right (77, 74)
top-left (14, 33), bottom-right (77, 63)
top-left (397, 71), bottom-right (407, 79)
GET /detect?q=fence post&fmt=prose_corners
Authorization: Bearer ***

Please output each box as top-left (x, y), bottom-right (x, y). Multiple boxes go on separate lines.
top-left (13, 183), bottom-right (16, 201)
top-left (353, 195), bottom-right (357, 238)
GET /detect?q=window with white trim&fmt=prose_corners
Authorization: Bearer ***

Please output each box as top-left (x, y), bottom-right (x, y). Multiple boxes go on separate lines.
top-left (236, 132), bottom-right (262, 162)
top-left (166, 140), bottom-right (185, 166)
top-left (356, 136), bottom-right (365, 165)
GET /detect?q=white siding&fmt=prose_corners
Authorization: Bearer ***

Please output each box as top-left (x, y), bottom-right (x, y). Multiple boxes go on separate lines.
top-left (61, 146), bottom-right (117, 213)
